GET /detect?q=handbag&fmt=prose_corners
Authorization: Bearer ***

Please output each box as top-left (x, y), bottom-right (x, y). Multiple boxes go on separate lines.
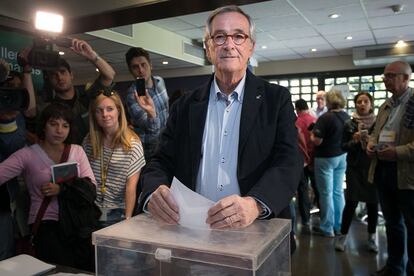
top-left (15, 144), bottom-right (71, 256)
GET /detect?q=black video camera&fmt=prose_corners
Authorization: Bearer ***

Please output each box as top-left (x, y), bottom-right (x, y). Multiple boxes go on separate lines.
top-left (0, 87), bottom-right (29, 112)
top-left (17, 36), bottom-right (72, 71)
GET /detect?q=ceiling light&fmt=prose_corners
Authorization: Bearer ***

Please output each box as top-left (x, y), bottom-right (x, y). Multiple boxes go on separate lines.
top-left (328, 13), bottom-right (340, 19)
top-left (58, 51), bottom-right (65, 55)
top-left (395, 40), bottom-right (407, 48)
top-left (345, 36), bottom-right (353, 40)
top-left (35, 11), bottom-right (63, 33)
top-left (162, 61), bottom-right (169, 65)
top-left (390, 4), bottom-right (404, 14)
top-left (311, 48), bottom-right (317, 52)
top-left (261, 45), bottom-right (267, 49)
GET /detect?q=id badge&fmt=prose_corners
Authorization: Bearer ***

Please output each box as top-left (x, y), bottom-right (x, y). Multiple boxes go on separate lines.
top-left (378, 130), bottom-right (396, 144)
top-left (99, 207), bottom-right (108, 221)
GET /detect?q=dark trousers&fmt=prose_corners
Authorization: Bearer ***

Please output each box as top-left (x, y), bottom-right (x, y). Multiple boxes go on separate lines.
top-left (34, 220), bottom-right (94, 272)
top-left (340, 200), bottom-right (378, 235)
top-left (375, 162), bottom-right (414, 275)
top-left (297, 169), bottom-right (311, 225)
top-left (34, 221), bottom-right (75, 267)
top-left (305, 166), bottom-right (319, 208)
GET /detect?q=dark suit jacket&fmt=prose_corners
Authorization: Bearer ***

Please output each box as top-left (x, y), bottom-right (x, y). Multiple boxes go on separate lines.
top-left (139, 70), bottom-right (302, 217)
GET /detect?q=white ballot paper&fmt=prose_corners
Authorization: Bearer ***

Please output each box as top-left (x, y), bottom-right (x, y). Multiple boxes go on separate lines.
top-left (170, 177), bottom-right (215, 229)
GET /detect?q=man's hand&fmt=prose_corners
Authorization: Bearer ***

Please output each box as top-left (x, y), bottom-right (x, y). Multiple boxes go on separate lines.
top-left (148, 185), bottom-right (179, 224)
top-left (134, 90), bottom-right (156, 119)
top-left (206, 195), bottom-right (261, 229)
top-left (377, 145), bottom-right (397, 161)
top-left (41, 182), bottom-right (60, 197)
top-left (366, 142), bottom-right (376, 158)
top-left (71, 38), bottom-right (97, 61)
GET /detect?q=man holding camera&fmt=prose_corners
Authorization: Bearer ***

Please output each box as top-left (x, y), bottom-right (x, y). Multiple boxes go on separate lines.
top-left (367, 61), bottom-right (414, 276)
top-left (125, 47), bottom-right (169, 160)
top-left (32, 38), bottom-right (115, 144)
top-left (0, 59), bottom-right (35, 260)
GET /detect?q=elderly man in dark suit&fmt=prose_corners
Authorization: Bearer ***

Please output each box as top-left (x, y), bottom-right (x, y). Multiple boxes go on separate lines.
top-left (138, 5), bottom-right (302, 230)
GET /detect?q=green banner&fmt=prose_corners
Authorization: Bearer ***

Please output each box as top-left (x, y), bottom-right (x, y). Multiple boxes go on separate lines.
top-left (0, 29), bottom-right (43, 90)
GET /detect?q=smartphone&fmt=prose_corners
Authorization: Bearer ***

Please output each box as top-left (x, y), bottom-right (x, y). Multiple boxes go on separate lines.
top-left (135, 78), bottom-right (146, 97)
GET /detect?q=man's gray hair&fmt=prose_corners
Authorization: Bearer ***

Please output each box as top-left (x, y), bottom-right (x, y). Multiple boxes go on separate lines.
top-left (392, 60), bottom-right (413, 76)
top-left (204, 5), bottom-right (256, 44)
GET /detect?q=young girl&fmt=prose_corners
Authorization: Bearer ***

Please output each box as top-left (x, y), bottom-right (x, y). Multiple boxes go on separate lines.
top-left (335, 92), bottom-right (378, 252)
top-left (0, 103), bottom-right (96, 266)
top-left (83, 91), bottom-right (145, 227)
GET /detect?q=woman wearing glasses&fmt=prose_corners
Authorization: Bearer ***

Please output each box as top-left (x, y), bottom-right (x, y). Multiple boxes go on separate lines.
top-left (83, 91), bottom-right (145, 227)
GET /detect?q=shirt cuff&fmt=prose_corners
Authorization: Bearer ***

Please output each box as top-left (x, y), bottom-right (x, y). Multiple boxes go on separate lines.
top-left (142, 193), bottom-right (152, 214)
top-left (251, 197), bottom-right (272, 219)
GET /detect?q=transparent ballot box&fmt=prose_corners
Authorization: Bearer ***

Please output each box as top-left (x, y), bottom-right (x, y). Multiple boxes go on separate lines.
top-left (93, 214), bottom-right (291, 276)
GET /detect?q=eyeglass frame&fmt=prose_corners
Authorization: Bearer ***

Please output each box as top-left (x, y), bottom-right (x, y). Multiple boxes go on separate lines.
top-left (382, 72), bottom-right (407, 80)
top-left (209, 32), bottom-right (250, 46)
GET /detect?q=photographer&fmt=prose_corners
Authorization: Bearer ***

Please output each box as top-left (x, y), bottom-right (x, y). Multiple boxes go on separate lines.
top-left (0, 59), bottom-right (35, 260)
top-left (29, 38), bottom-right (115, 144)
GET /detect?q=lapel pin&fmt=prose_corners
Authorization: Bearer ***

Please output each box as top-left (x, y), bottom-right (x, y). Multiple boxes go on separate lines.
top-left (256, 95), bottom-right (262, 99)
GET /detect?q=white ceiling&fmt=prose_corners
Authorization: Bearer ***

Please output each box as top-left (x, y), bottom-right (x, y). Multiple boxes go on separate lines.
top-left (1, 0), bottom-right (414, 79)
top-left (149, 0), bottom-right (414, 62)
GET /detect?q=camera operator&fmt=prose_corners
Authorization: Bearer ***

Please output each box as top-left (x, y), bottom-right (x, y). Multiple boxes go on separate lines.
top-left (29, 38), bottom-right (115, 144)
top-left (0, 58), bottom-right (35, 260)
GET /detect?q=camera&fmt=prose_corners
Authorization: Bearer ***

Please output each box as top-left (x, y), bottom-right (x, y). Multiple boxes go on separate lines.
top-left (17, 36), bottom-right (72, 71)
top-left (0, 62), bottom-right (29, 112)
top-left (0, 87), bottom-right (29, 112)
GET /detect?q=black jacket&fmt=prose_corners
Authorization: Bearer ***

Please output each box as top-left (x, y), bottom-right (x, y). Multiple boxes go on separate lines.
top-left (58, 177), bottom-right (101, 240)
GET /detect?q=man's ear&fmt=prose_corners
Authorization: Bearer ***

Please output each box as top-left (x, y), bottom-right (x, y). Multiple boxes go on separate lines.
top-left (205, 42), bottom-right (212, 63)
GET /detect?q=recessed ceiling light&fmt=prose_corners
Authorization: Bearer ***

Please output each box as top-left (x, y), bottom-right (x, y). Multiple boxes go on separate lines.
top-left (59, 51), bottom-right (65, 55)
top-left (162, 61), bottom-right (169, 65)
top-left (395, 40), bottom-right (407, 48)
top-left (261, 45), bottom-right (267, 49)
top-left (345, 36), bottom-right (353, 40)
top-left (328, 13), bottom-right (340, 19)
top-left (311, 48), bottom-right (317, 52)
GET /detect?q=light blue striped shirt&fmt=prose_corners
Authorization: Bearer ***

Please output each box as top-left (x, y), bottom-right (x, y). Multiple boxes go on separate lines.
top-left (195, 75), bottom-right (246, 201)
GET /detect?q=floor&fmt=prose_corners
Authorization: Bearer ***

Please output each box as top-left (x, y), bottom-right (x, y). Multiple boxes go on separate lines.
top-left (291, 211), bottom-right (388, 276)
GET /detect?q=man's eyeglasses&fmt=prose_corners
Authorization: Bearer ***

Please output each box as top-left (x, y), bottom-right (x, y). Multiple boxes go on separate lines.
top-left (382, 72), bottom-right (406, 80)
top-left (210, 33), bottom-right (250, 46)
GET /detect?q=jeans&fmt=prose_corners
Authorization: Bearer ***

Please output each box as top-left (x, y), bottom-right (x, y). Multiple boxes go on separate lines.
top-left (376, 161), bottom-right (414, 275)
top-left (99, 208), bottom-right (125, 229)
top-left (314, 154), bottom-right (347, 234)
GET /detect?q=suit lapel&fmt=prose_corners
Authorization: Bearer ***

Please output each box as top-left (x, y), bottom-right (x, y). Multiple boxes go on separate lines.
top-left (189, 77), bottom-right (212, 189)
top-left (239, 71), bottom-right (264, 153)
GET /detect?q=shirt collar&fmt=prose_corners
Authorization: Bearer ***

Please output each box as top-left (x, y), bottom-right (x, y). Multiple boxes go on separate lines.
top-left (389, 87), bottom-right (411, 107)
top-left (210, 73), bottom-right (246, 103)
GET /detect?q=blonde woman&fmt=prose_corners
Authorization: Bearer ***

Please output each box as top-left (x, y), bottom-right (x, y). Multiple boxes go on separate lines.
top-left (83, 91), bottom-right (145, 227)
top-left (310, 90), bottom-right (349, 237)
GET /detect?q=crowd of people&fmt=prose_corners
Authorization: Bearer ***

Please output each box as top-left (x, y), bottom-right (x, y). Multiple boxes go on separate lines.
top-left (0, 4), bottom-right (413, 276)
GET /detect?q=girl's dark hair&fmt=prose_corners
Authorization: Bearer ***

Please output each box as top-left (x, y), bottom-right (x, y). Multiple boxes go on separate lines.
top-left (36, 103), bottom-right (74, 144)
top-left (354, 92), bottom-right (374, 114)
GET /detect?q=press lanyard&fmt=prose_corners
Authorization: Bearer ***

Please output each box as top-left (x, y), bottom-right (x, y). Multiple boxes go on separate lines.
top-left (100, 145), bottom-right (114, 194)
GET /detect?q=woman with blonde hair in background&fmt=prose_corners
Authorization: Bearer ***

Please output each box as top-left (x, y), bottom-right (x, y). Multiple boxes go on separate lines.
top-left (83, 91), bottom-right (145, 227)
top-left (311, 90), bottom-right (349, 237)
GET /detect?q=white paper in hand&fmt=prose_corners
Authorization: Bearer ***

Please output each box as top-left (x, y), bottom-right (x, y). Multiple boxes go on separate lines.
top-left (170, 177), bottom-right (215, 229)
